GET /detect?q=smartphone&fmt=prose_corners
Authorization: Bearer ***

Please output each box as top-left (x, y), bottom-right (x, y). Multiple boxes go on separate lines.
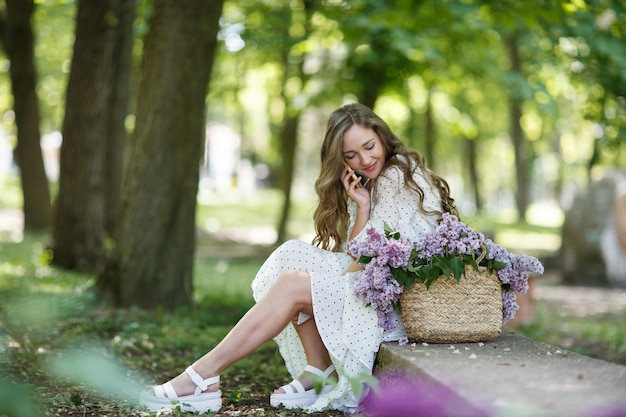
top-left (344, 161), bottom-right (361, 189)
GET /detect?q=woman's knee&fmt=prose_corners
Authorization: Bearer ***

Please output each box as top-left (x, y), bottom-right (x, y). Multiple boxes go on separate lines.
top-left (274, 270), bottom-right (311, 303)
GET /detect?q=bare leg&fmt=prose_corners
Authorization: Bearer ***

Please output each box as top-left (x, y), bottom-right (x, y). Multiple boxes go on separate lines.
top-left (162, 270), bottom-right (321, 396)
top-left (293, 317), bottom-right (332, 372)
top-left (273, 316), bottom-right (338, 393)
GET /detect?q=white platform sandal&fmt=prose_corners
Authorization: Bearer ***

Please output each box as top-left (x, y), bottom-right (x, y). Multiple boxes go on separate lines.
top-left (270, 364), bottom-right (336, 409)
top-left (139, 366), bottom-right (222, 413)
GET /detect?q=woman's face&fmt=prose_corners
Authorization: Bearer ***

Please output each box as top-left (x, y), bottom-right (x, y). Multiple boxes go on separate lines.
top-left (341, 124), bottom-right (386, 180)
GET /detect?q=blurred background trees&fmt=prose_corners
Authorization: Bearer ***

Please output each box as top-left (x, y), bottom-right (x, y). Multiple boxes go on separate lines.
top-left (0, 0), bottom-right (624, 308)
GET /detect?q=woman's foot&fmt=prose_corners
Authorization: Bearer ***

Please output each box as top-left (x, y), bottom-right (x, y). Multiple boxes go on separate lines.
top-left (139, 366), bottom-right (222, 413)
top-left (270, 364), bottom-right (337, 409)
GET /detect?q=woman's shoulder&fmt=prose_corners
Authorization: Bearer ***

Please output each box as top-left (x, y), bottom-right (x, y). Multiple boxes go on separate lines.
top-left (379, 154), bottom-right (422, 180)
top-left (378, 154), bottom-right (436, 193)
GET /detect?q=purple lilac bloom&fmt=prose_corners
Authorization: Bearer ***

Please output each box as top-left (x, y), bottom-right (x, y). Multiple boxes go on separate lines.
top-left (502, 290), bottom-right (519, 323)
top-left (361, 374), bottom-right (491, 417)
top-left (584, 408), bottom-right (626, 417)
top-left (347, 238), bottom-right (369, 260)
top-left (353, 262), bottom-right (404, 331)
top-left (349, 226), bottom-right (412, 331)
top-left (483, 239), bottom-right (510, 263)
top-left (415, 213), bottom-right (485, 260)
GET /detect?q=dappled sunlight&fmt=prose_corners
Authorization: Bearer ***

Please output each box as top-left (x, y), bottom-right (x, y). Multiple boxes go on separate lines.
top-left (496, 231), bottom-right (561, 254)
top-left (527, 201), bottom-right (564, 227)
top-left (0, 262), bottom-right (27, 278)
top-left (0, 208), bottom-right (23, 243)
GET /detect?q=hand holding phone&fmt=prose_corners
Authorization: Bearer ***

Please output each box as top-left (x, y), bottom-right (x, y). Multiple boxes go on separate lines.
top-left (344, 161), bottom-right (361, 189)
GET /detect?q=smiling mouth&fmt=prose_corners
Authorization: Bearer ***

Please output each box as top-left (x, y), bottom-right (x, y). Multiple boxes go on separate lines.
top-left (363, 163), bottom-right (377, 172)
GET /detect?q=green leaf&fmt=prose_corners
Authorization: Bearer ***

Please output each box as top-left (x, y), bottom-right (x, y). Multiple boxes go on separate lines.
top-left (437, 258), bottom-right (453, 278)
top-left (384, 222), bottom-right (400, 240)
top-left (391, 268), bottom-right (408, 286)
top-left (405, 274), bottom-right (416, 289)
top-left (492, 261), bottom-right (507, 270)
top-left (424, 273), bottom-right (437, 289)
top-left (450, 257), bottom-right (465, 282)
top-left (464, 254), bottom-right (479, 271)
top-left (358, 255), bottom-right (375, 264)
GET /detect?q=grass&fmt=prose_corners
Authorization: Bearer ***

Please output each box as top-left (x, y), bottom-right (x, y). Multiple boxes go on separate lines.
top-left (518, 302), bottom-right (626, 365)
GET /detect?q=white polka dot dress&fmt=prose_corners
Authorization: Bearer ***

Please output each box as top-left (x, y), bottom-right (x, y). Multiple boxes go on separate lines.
top-left (251, 159), bottom-right (442, 414)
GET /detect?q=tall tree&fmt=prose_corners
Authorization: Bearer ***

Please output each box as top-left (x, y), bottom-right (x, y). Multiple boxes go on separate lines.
top-left (275, 0), bottom-right (316, 244)
top-left (0, 0), bottom-right (52, 230)
top-left (505, 34), bottom-right (530, 222)
top-left (98, 0), bottom-right (224, 309)
top-left (51, 0), bottom-right (136, 271)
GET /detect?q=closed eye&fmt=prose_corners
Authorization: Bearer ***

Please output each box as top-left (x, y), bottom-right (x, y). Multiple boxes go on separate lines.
top-left (344, 138), bottom-right (376, 159)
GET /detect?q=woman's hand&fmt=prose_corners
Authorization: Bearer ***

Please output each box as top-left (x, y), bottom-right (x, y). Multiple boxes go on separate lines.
top-left (343, 165), bottom-right (371, 240)
top-left (342, 166), bottom-right (371, 209)
top-left (342, 261), bottom-right (365, 275)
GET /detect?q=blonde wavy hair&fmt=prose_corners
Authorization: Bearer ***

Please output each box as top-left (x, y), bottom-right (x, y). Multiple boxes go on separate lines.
top-left (312, 103), bottom-right (458, 252)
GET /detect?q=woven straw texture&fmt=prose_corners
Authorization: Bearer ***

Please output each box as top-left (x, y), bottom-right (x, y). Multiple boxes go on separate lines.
top-left (400, 265), bottom-right (502, 343)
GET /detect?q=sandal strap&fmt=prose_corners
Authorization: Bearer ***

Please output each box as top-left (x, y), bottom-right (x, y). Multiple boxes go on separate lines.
top-left (152, 381), bottom-right (179, 399)
top-left (153, 384), bottom-right (166, 398)
top-left (185, 366), bottom-right (220, 394)
top-left (281, 379), bottom-right (305, 394)
top-left (163, 381), bottom-right (179, 400)
top-left (304, 364), bottom-right (335, 379)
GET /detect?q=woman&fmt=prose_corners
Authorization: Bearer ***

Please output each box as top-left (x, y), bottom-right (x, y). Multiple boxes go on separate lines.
top-left (139, 103), bottom-right (457, 414)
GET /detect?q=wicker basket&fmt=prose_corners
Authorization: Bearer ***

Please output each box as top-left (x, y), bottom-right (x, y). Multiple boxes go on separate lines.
top-left (399, 265), bottom-right (502, 343)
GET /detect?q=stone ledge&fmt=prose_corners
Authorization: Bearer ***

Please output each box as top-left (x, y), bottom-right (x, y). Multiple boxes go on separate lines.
top-left (374, 330), bottom-right (626, 417)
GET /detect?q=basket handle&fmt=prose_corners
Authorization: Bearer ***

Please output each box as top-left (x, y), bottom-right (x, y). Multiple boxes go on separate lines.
top-left (477, 242), bottom-right (488, 264)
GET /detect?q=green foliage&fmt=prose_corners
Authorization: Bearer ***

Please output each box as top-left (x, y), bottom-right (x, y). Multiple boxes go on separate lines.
top-left (31, 0), bottom-right (76, 133)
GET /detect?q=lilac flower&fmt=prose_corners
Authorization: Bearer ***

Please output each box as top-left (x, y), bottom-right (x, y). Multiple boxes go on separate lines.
top-left (349, 226), bottom-right (413, 331)
top-left (353, 264), bottom-right (404, 331)
top-left (484, 239), bottom-right (509, 263)
top-left (361, 374), bottom-right (491, 417)
top-left (501, 290), bottom-right (519, 323)
top-left (415, 213), bottom-right (484, 260)
top-left (585, 408), bottom-right (626, 417)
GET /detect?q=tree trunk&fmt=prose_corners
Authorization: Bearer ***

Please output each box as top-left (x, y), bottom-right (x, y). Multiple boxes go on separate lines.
top-left (465, 136), bottom-right (482, 212)
top-left (506, 35), bottom-right (529, 222)
top-left (98, 0), bottom-right (224, 309)
top-left (52, 0), bottom-right (135, 271)
top-left (106, 0), bottom-right (136, 234)
top-left (424, 85), bottom-right (436, 169)
top-left (351, 36), bottom-right (388, 110)
top-left (276, 116), bottom-right (299, 243)
top-left (275, 0), bottom-right (315, 244)
top-left (0, 0), bottom-right (51, 230)
top-left (357, 70), bottom-right (382, 110)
